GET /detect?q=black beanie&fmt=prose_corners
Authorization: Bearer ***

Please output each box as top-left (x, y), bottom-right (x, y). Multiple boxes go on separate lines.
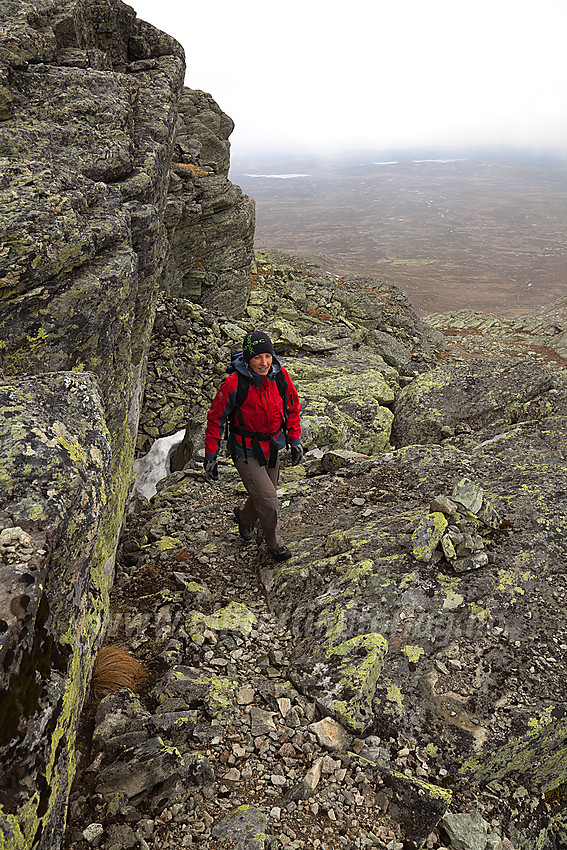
top-left (242, 330), bottom-right (275, 362)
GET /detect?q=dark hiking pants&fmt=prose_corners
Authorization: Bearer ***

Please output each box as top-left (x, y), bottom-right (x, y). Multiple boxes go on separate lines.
top-left (234, 454), bottom-right (283, 550)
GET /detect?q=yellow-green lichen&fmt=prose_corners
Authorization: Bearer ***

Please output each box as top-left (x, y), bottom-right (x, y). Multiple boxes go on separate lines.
top-left (326, 632), bottom-right (388, 732)
top-left (325, 529), bottom-right (351, 556)
top-left (496, 566), bottom-right (535, 603)
top-left (460, 714), bottom-right (567, 795)
top-left (402, 645), bottom-right (425, 663)
top-left (26, 503), bottom-right (47, 521)
top-left (26, 327), bottom-right (48, 351)
top-left (468, 601), bottom-right (491, 622)
top-left (52, 420), bottom-right (86, 464)
top-left (316, 601), bottom-right (355, 645)
top-left (442, 588), bottom-right (464, 610)
top-left (0, 810), bottom-right (27, 849)
top-left (385, 682), bottom-right (405, 714)
top-left (186, 602), bottom-right (258, 638)
top-left (187, 674), bottom-right (238, 721)
top-left (527, 706), bottom-right (555, 732)
top-left (338, 559), bottom-right (374, 585)
top-left (184, 581), bottom-right (209, 594)
top-left (157, 536), bottom-right (182, 551)
top-left (411, 511), bottom-right (448, 562)
top-left (207, 676), bottom-right (239, 717)
top-left (347, 750), bottom-right (452, 806)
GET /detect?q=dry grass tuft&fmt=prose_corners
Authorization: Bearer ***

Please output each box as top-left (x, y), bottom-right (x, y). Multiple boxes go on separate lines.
top-left (91, 645), bottom-right (146, 699)
top-left (171, 161), bottom-right (209, 177)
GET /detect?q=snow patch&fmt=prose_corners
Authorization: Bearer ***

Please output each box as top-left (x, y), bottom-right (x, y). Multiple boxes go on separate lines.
top-left (130, 430), bottom-right (186, 503)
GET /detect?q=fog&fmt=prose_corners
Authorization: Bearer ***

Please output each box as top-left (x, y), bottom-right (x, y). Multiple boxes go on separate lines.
top-left (131, 0), bottom-right (567, 159)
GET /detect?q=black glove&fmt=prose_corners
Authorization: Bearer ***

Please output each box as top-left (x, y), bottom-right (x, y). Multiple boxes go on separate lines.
top-left (291, 444), bottom-right (304, 466)
top-left (204, 455), bottom-right (219, 481)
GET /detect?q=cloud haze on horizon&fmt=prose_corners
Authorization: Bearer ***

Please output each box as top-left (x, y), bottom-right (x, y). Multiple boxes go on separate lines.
top-left (131, 0), bottom-right (567, 159)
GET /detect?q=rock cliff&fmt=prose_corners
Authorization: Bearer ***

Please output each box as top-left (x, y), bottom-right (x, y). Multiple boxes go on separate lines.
top-left (0, 1), bottom-right (253, 847)
top-left (1, 2), bottom-right (567, 850)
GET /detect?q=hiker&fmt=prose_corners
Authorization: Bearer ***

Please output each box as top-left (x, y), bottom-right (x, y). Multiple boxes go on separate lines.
top-left (204, 330), bottom-right (303, 562)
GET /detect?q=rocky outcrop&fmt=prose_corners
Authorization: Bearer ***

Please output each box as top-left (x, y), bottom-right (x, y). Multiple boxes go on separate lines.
top-left (0, 0), bottom-right (256, 842)
top-left (391, 359), bottom-right (558, 446)
top-left (0, 1), bottom-right (186, 847)
top-left (0, 372), bottom-right (112, 848)
top-left (163, 88), bottom-right (255, 317)
top-left (136, 251), bottom-right (442, 452)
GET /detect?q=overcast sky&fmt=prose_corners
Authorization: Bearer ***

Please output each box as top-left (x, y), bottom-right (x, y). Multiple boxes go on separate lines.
top-left (131, 0), bottom-right (567, 159)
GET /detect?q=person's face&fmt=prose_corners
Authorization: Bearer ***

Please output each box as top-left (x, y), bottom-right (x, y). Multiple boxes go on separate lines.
top-left (249, 353), bottom-right (273, 375)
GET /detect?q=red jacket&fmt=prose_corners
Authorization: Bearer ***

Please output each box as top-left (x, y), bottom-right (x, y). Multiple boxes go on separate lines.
top-left (205, 357), bottom-right (301, 460)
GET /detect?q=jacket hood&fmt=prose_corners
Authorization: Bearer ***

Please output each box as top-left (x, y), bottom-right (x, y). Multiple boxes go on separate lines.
top-left (232, 353), bottom-right (283, 385)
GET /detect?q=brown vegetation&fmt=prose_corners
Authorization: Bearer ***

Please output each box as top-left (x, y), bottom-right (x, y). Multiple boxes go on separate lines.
top-left (171, 161), bottom-right (209, 177)
top-left (305, 307), bottom-right (330, 321)
top-left (91, 645), bottom-right (146, 699)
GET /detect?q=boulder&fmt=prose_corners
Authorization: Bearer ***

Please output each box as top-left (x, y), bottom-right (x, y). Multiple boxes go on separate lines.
top-left (392, 359), bottom-right (557, 446)
top-left (292, 632), bottom-right (388, 735)
top-left (0, 372), bottom-right (111, 849)
top-left (266, 412), bottom-right (567, 777)
top-left (211, 805), bottom-right (271, 849)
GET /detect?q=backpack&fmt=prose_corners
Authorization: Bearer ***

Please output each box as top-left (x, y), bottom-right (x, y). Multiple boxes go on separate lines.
top-left (225, 352), bottom-right (290, 468)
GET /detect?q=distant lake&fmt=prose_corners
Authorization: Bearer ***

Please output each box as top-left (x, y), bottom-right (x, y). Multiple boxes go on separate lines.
top-left (230, 153), bottom-right (567, 316)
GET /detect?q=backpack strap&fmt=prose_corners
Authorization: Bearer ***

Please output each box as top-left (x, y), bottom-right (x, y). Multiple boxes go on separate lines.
top-left (274, 370), bottom-right (290, 450)
top-left (226, 372), bottom-right (253, 463)
top-left (228, 370), bottom-right (290, 466)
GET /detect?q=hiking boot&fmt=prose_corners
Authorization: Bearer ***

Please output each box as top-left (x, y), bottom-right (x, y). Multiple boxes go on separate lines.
top-left (234, 507), bottom-right (253, 542)
top-left (269, 545), bottom-right (291, 562)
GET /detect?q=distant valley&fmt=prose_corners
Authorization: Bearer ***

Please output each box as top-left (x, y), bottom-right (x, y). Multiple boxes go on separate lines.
top-left (230, 152), bottom-right (567, 316)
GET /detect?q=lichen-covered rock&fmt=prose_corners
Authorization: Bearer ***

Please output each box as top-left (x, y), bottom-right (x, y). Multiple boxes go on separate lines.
top-left (211, 805), bottom-right (272, 849)
top-left (0, 371), bottom-right (112, 850)
top-left (411, 511), bottom-right (448, 561)
top-left (137, 251), bottom-right (444, 454)
top-left (0, 0), bottom-right (185, 845)
top-left (392, 359), bottom-right (557, 446)
top-left (164, 88), bottom-right (255, 316)
top-left (459, 713), bottom-right (567, 848)
top-left (285, 352), bottom-right (397, 454)
top-left (152, 666), bottom-right (240, 724)
top-left (292, 631), bottom-right (388, 735)
top-left (91, 690), bottom-right (152, 757)
top-left (345, 751), bottom-right (452, 846)
top-left (264, 409), bottom-right (567, 782)
top-left (174, 88), bottom-right (234, 177)
top-left (90, 689), bottom-right (214, 812)
top-left (186, 601), bottom-right (258, 642)
top-left (95, 736), bottom-right (194, 801)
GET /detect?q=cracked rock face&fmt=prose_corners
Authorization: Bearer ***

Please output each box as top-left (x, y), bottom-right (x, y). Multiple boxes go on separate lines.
top-left (0, 1), bottom-right (185, 846)
top-left (0, 0), bottom-right (258, 845)
top-left (0, 372), bottom-right (112, 848)
top-left (164, 88), bottom-right (255, 318)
